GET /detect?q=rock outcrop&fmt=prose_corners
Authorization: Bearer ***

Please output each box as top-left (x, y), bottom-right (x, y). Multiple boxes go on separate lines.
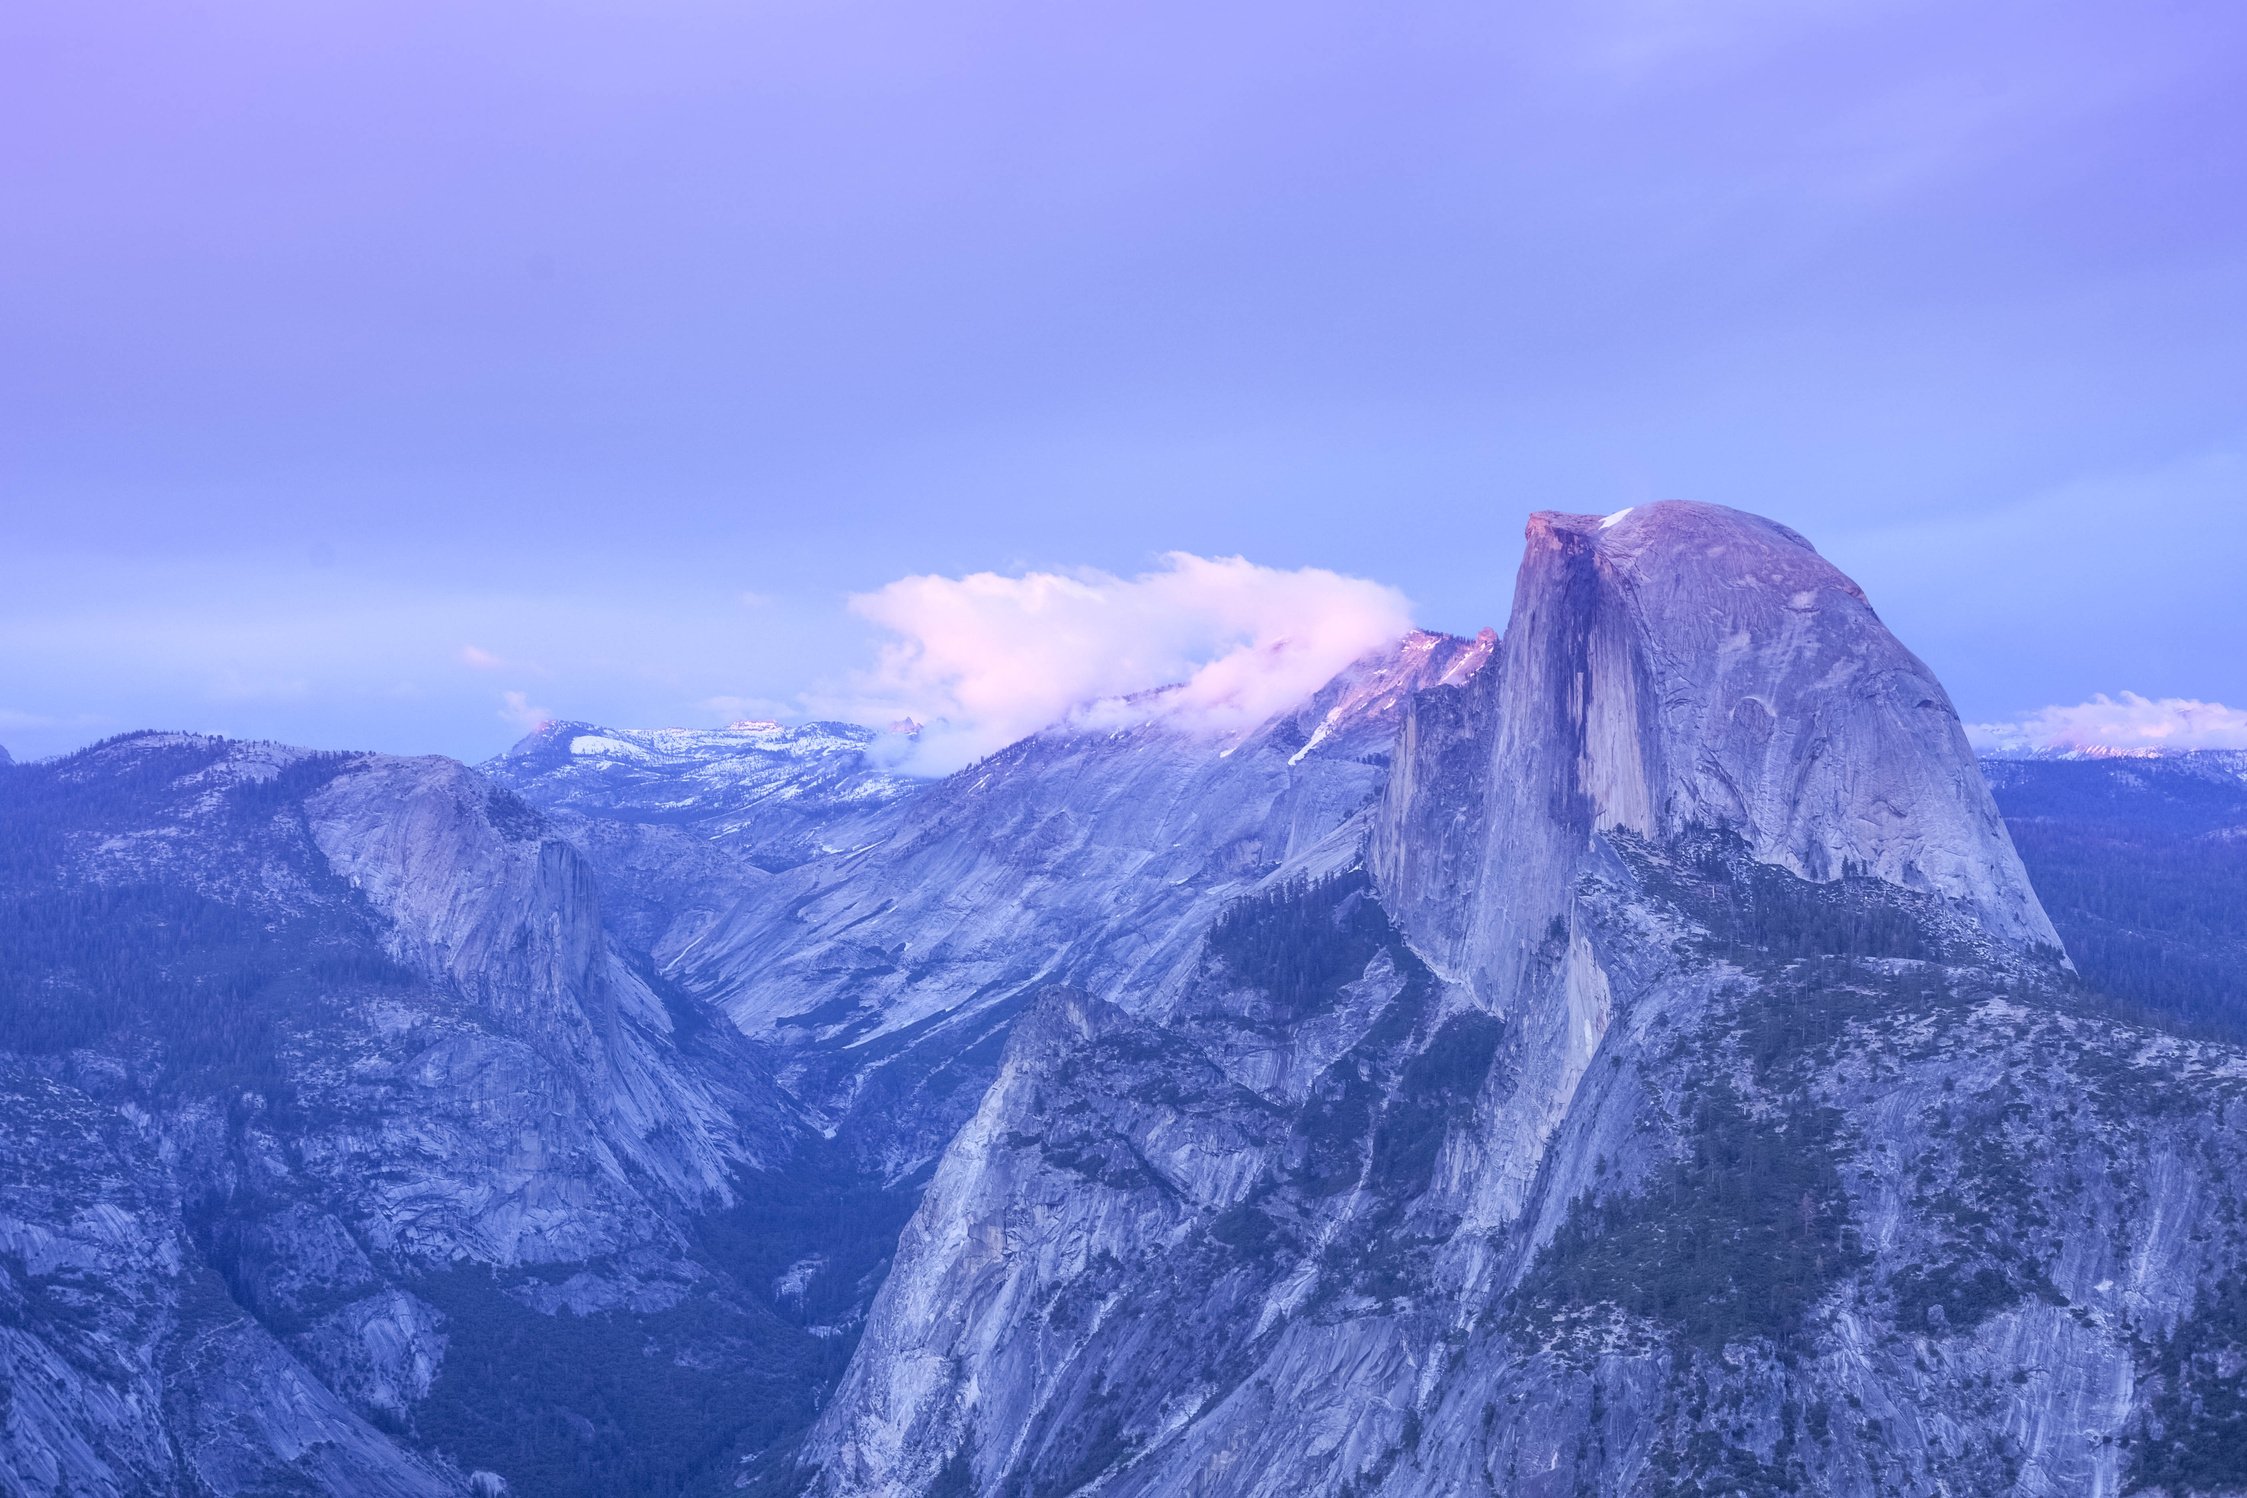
top-left (1375, 502), bottom-right (2058, 995)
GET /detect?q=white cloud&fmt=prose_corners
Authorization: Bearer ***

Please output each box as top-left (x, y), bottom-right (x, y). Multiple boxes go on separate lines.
top-left (498, 689), bottom-right (555, 733)
top-left (829, 552), bottom-right (1414, 774)
top-left (459, 644), bottom-right (507, 670)
top-left (1967, 692), bottom-right (2247, 754)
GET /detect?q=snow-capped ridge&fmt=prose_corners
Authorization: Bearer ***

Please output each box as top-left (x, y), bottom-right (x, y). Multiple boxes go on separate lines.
top-left (486, 716), bottom-right (919, 870)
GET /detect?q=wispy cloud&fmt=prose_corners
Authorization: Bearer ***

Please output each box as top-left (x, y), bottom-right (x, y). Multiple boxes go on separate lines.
top-left (459, 644), bottom-right (508, 670)
top-left (826, 552), bottom-right (1413, 774)
top-left (498, 689), bottom-right (555, 733)
top-left (1967, 693), bottom-right (2247, 754)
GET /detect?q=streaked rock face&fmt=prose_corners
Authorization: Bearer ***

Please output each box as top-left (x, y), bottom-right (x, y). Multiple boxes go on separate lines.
top-left (1376, 501), bottom-right (2057, 996)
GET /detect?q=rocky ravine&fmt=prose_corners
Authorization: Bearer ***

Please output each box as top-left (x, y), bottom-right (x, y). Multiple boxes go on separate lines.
top-left (658, 628), bottom-right (1493, 1182)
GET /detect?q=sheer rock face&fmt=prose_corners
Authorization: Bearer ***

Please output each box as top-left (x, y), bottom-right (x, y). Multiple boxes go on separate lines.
top-left (799, 506), bottom-right (2247, 1498)
top-left (1375, 501), bottom-right (2058, 1002)
top-left (306, 754), bottom-right (787, 1210)
top-left (310, 759), bottom-right (611, 1044)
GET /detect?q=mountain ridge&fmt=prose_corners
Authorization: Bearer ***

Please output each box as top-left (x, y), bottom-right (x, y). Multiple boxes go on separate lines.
top-left (8, 507), bottom-right (2247, 1496)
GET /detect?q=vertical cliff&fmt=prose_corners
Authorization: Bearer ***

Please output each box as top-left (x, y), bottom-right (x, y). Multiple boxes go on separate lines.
top-left (1374, 502), bottom-right (2058, 1004)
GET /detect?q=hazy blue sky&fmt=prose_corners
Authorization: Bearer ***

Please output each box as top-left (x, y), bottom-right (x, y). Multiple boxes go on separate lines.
top-left (5, 0), bottom-right (2244, 763)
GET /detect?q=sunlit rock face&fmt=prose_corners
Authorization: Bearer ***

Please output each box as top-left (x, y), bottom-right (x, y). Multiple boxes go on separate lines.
top-left (1375, 501), bottom-right (2057, 998)
top-left (801, 505), bottom-right (2247, 1498)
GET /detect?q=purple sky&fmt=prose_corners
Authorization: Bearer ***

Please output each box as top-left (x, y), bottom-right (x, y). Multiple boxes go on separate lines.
top-left (5, 0), bottom-right (2245, 763)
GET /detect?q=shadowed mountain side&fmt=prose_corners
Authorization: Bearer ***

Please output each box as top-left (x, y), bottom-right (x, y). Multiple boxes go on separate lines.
top-left (1988, 749), bottom-right (2247, 1038)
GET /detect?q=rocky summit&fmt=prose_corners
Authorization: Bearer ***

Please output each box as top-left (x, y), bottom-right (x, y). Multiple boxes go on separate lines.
top-left (7, 503), bottom-right (2247, 1497)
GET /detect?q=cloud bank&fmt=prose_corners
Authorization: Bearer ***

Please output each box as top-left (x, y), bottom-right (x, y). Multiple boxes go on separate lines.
top-left (1967, 693), bottom-right (2247, 754)
top-left (834, 553), bottom-right (1413, 774)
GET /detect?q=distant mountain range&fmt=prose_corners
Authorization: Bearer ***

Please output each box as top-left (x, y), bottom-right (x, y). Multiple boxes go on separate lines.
top-left (6, 503), bottom-right (2247, 1496)
top-left (487, 719), bottom-right (918, 871)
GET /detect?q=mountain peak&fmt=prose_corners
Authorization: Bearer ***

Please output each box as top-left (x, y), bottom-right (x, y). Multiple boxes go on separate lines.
top-left (1378, 500), bottom-right (2059, 987)
top-left (1535, 498), bottom-right (1827, 563)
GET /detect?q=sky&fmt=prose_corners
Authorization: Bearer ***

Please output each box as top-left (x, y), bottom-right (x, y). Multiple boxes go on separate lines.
top-left (4, 0), bottom-right (2245, 767)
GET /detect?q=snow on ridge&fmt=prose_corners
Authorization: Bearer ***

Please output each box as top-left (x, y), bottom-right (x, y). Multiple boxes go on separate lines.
top-left (561, 720), bottom-right (886, 766)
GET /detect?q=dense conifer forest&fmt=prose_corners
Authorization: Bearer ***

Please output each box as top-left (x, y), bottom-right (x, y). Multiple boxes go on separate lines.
top-left (1990, 758), bottom-right (2247, 1039)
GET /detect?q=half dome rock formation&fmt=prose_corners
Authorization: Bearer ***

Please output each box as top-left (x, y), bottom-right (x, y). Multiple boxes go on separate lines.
top-left (798, 506), bottom-right (2247, 1498)
top-left (1375, 501), bottom-right (2058, 999)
